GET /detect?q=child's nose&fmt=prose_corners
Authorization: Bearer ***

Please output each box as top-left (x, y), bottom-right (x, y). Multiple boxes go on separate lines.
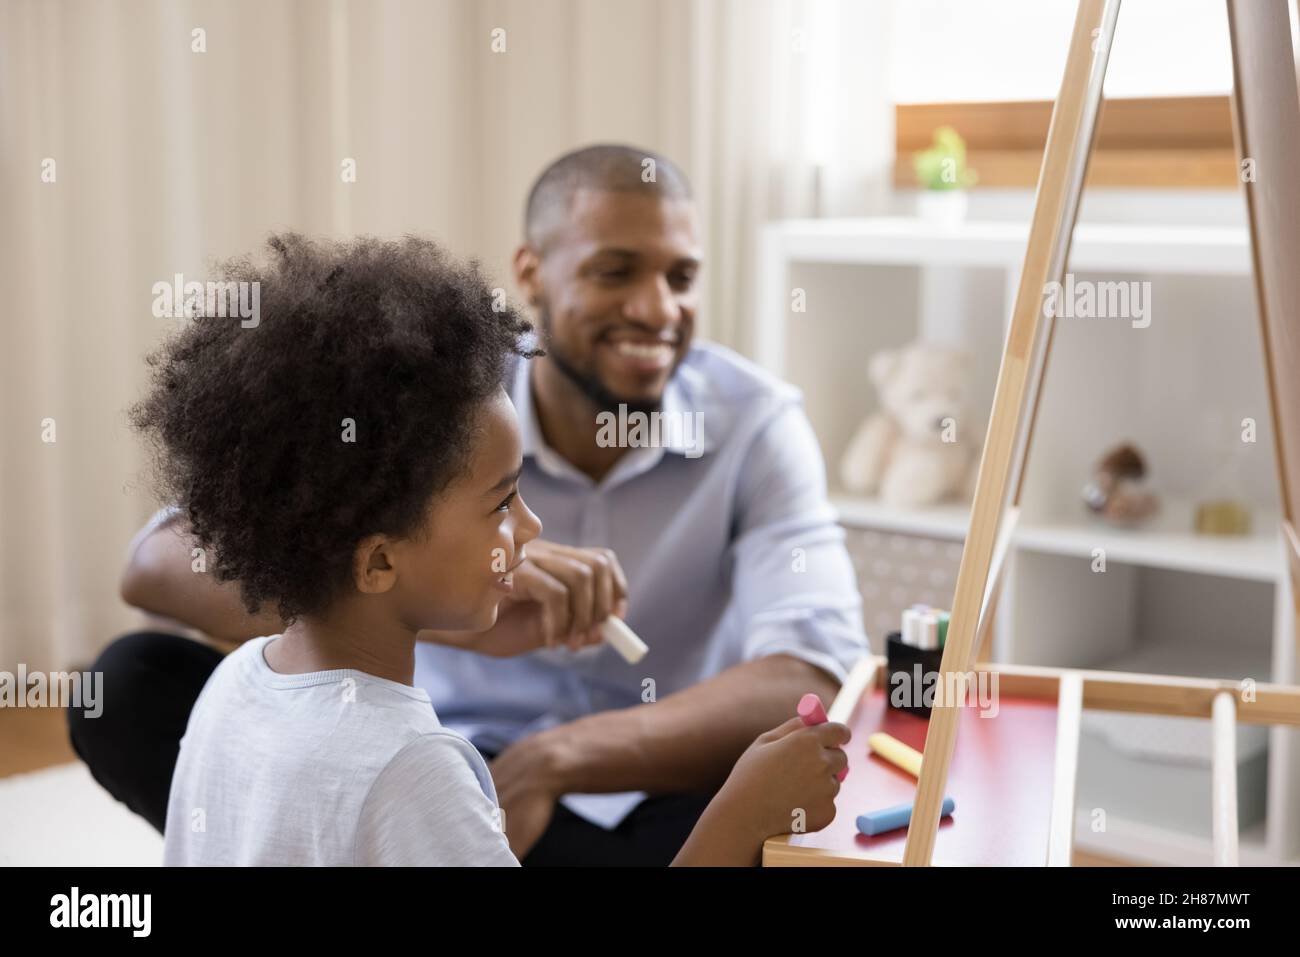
top-left (517, 496), bottom-right (542, 545)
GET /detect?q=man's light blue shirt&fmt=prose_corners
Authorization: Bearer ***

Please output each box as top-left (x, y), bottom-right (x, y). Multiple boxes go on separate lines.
top-left (414, 341), bottom-right (867, 825)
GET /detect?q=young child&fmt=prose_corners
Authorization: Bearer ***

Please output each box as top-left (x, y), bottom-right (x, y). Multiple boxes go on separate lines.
top-left (136, 233), bottom-right (848, 866)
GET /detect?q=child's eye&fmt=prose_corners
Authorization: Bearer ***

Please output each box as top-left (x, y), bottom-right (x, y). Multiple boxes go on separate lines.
top-left (495, 491), bottom-right (517, 513)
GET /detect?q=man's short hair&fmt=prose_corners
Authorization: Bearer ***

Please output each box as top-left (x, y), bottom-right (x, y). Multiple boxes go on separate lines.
top-left (524, 144), bottom-right (692, 252)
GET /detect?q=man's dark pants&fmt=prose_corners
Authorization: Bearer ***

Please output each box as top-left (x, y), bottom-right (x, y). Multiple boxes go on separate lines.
top-left (66, 631), bottom-right (711, 866)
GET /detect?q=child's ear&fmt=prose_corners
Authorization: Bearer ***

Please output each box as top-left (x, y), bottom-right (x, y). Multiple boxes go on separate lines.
top-left (353, 535), bottom-right (398, 595)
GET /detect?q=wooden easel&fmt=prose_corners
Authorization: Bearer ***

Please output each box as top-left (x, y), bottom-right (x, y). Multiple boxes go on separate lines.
top-left (900, 0), bottom-right (1300, 868)
top-left (763, 0), bottom-right (1300, 867)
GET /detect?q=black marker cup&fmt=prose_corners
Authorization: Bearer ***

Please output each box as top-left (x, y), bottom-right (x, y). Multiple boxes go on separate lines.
top-left (885, 630), bottom-right (945, 718)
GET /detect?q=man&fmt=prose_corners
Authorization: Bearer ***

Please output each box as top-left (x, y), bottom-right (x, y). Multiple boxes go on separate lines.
top-left (70, 143), bottom-right (867, 866)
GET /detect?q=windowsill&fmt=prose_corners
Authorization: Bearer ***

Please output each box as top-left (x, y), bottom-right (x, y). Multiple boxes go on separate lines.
top-left (896, 95), bottom-right (1237, 190)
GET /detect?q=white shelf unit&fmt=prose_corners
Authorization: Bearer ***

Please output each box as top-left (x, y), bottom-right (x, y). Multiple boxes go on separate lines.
top-left (757, 215), bottom-right (1298, 866)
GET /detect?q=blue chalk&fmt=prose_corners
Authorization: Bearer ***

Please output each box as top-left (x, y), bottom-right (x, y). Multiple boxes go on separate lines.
top-left (856, 796), bottom-right (955, 836)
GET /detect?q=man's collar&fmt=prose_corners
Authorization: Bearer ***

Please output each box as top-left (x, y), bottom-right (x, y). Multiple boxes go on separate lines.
top-left (509, 358), bottom-right (712, 470)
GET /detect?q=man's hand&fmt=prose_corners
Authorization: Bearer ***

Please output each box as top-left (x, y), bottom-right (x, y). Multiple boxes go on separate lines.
top-left (421, 540), bottom-right (630, 657)
top-left (488, 731), bottom-right (567, 859)
top-left (510, 540), bottom-right (629, 645)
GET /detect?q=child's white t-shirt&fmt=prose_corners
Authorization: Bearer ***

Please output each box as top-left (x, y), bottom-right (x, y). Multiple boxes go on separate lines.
top-left (163, 635), bottom-right (519, 866)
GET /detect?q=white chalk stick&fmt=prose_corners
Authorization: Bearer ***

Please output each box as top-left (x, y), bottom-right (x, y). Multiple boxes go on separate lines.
top-left (828, 656), bottom-right (878, 725)
top-left (919, 613), bottom-right (939, 650)
top-left (902, 609), bottom-right (920, 646)
top-left (600, 616), bottom-right (648, 665)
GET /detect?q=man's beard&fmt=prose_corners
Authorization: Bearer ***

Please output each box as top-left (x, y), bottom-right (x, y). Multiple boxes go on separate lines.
top-left (538, 307), bottom-right (664, 417)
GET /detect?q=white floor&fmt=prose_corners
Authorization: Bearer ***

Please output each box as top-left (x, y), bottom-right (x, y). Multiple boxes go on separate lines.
top-left (0, 762), bottom-right (162, 866)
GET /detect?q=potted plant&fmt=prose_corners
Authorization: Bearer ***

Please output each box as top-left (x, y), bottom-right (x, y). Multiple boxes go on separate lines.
top-left (913, 126), bottom-right (978, 226)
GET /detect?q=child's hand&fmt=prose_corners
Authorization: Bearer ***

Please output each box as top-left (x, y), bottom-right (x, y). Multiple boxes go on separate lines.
top-left (676, 716), bottom-right (849, 865)
top-left (726, 716), bottom-right (850, 837)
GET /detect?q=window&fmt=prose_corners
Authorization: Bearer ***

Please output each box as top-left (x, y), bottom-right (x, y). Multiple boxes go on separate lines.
top-left (889, 0), bottom-right (1243, 188)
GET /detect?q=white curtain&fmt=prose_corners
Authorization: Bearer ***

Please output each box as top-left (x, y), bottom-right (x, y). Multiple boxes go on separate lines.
top-left (686, 0), bottom-right (894, 351)
top-left (0, 0), bottom-right (892, 670)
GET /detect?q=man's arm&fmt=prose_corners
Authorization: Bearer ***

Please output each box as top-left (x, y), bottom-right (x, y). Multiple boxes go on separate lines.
top-left (119, 512), bottom-right (281, 643)
top-left (489, 654), bottom-right (838, 858)
top-left (496, 653), bottom-right (837, 796)
top-left (121, 515), bottom-right (624, 651)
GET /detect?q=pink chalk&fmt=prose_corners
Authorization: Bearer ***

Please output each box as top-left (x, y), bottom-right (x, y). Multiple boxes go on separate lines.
top-left (797, 692), bottom-right (847, 781)
top-left (798, 692), bottom-right (829, 726)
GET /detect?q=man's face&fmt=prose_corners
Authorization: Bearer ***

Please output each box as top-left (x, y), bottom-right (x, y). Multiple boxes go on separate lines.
top-left (523, 188), bottom-right (702, 414)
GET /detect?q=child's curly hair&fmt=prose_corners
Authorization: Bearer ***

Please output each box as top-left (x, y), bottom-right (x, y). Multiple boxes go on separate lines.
top-left (131, 233), bottom-right (539, 623)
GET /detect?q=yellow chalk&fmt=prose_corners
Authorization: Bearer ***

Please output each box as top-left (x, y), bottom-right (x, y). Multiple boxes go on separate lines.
top-left (868, 732), bottom-right (923, 778)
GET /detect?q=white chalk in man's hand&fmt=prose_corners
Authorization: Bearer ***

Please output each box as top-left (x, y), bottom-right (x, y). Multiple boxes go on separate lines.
top-left (600, 616), bottom-right (648, 664)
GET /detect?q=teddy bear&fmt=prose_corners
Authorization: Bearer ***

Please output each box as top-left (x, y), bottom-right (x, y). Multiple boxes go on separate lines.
top-left (839, 342), bottom-right (980, 508)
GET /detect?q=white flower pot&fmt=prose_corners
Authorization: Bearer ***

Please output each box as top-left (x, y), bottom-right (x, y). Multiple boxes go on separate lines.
top-left (916, 190), bottom-right (968, 228)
